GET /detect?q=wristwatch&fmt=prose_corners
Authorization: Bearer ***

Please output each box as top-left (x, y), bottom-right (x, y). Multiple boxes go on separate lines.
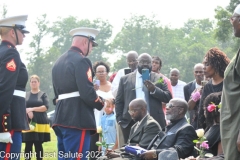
top-left (152, 150), bottom-right (157, 158)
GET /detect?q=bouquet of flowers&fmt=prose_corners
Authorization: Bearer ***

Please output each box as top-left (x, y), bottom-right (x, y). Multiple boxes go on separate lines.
top-left (95, 126), bottom-right (114, 152)
top-left (193, 129), bottom-right (213, 158)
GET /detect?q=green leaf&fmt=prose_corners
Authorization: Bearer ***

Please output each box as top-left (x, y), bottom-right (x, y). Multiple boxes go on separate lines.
top-left (102, 141), bottom-right (106, 146)
top-left (95, 141), bottom-right (102, 146)
top-left (154, 77), bottom-right (164, 85)
top-left (193, 140), bottom-right (199, 143)
top-left (30, 121), bottom-right (36, 127)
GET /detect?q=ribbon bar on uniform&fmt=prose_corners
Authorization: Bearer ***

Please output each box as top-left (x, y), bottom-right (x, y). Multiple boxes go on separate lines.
top-left (58, 91), bottom-right (80, 100)
top-left (13, 90), bottom-right (26, 98)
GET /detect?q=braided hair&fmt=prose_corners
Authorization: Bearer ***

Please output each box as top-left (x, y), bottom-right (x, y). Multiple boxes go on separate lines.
top-left (204, 47), bottom-right (230, 78)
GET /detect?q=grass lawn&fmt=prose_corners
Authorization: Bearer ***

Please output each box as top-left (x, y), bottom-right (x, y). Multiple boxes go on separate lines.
top-left (20, 128), bottom-right (58, 160)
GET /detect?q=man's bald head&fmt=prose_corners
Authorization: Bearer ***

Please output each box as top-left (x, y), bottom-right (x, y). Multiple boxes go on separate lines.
top-left (193, 63), bottom-right (204, 84)
top-left (194, 63), bottom-right (204, 70)
top-left (170, 68), bottom-right (180, 74)
top-left (129, 98), bottom-right (147, 122)
top-left (166, 98), bottom-right (188, 121)
top-left (169, 68), bottom-right (180, 86)
top-left (127, 51), bottom-right (138, 59)
top-left (126, 51), bottom-right (138, 71)
top-left (129, 98), bottom-right (147, 110)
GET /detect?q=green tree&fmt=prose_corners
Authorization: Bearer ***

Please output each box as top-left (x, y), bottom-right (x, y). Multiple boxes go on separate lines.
top-left (50, 16), bottom-right (113, 63)
top-left (26, 14), bottom-right (56, 110)
top-left (27, 15), bottom-right (113, 110)
top-left (0, 3), bottom-right (7, 18)
top-left (214, 0), bottom-right (240, 53)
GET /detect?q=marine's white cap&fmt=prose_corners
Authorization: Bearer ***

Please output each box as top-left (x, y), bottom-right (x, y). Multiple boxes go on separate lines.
top-left (234, 4), bottom-right (240, 14)
top-left (69, 27), bottom-right (99, 47)
top-left (0, 15), bottom-right (29, 33)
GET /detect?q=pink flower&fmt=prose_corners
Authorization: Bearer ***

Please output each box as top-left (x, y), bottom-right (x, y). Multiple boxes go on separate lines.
top-left (192, 91), bottom-right (201, 102)
top-left (200, 141), bottom-right (209, 149)
top-left (207, 104), bottom-right (216, 112)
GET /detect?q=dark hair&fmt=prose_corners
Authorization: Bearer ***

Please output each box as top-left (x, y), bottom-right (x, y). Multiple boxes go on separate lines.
top-left (204, 47), bottom-right (230, 78)
top-left (152, 56), bottom-right (162, 67)
top-left (93, 61), bottom-right (110, 73)
top-left (203, 91), bottom-right (222, 129)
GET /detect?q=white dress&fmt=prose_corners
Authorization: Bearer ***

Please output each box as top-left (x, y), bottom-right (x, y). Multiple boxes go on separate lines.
top-left (94, 90), bottom-right (114, 127)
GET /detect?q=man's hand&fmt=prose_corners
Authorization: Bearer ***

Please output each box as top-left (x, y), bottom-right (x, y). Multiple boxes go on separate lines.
top-left (141, 150), bottom-right (155, 160)
top-left (144, 80), bottom-right (155, 93)
top-left (0, 132), bottom-right (13, 143)
top-left (105, 149), bottom-right (120, 158)
top-left (237, 130), bottom-right (240, 152)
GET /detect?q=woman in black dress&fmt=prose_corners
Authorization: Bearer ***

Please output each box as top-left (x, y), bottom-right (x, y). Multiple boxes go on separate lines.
top-left (198, 47), bottom-right (230, 130)
top-left (22, 75), bottom-right (50, 160)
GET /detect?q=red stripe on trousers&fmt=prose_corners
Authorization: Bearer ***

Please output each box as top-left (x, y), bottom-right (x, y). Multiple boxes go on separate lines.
top-left (4, 130), bottom-right (14, 160)
top-left (77, 130), bottom-right (86, 160)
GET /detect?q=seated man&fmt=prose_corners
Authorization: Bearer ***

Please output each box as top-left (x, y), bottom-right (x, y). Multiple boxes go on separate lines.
top-left (141, 98), bottom-right (197, 159)
top-left (127, 98), bottom-right (161, 149)
top-left (106, 98), bottom-right (161, 158)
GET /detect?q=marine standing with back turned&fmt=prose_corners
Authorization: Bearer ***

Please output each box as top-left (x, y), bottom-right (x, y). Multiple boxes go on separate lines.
top-left (52, 27), bottom-right (105, 160)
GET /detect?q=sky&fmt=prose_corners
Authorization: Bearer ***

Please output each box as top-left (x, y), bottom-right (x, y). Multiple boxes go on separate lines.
top-left (0, 0), bottom-right (230, 64)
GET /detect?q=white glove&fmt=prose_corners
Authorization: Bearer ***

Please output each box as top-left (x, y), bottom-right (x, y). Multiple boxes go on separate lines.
top-left (0, 132), bottom-right (13, 143)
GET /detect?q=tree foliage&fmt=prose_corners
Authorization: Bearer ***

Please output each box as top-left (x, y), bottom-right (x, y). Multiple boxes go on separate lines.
top-left (26, 15), bottom-right (113, 110)
top-left (26, 0), bottom-right (238, 110)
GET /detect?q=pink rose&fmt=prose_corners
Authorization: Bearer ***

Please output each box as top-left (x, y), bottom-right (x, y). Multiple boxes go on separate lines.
top-left (200, 141), bottom-right (209, 149)
top-left (207, 104), bottom-right (216, 112)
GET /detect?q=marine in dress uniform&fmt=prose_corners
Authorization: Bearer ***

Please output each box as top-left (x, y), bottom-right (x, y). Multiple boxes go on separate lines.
top-left (0, 15), bottom-right (30, 160)
top-left (52, 27), bottom-right (105, 160)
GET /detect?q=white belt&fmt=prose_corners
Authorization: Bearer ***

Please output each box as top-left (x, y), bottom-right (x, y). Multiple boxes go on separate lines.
top-left (58, 91), bottom-right (80, 100)
top-left (13, 90), bottom-right (26, 98)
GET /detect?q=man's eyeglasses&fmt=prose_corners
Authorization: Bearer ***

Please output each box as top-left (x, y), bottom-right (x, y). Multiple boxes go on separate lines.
top-left (96, 71), bottom-right (107, 74)
top-left (230, 15), bottom-right (240, 24)
top-left (166, 103), bottom-right (181, 109)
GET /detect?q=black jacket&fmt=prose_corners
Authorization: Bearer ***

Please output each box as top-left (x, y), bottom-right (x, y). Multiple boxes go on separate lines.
top-left (52, 46), bottom-right (104, 134)
top-left (0, 40), bottom-right (29, 132)
top-left (147, 118), bottom-right (198, 159)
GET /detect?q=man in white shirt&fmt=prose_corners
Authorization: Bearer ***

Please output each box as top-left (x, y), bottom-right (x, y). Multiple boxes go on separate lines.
top-left (111, 51), bottom-right (138, 97)
top-left (170, 68), bottom-right (186, 100)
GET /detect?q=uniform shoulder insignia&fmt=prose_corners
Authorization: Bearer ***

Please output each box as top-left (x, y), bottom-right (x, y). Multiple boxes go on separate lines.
top-left (7, 45), bottom-right (12, 48)
top-left (87, 68), bottom-right (92, 82)
top-left (6, 59), bottom-right (17, 71)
